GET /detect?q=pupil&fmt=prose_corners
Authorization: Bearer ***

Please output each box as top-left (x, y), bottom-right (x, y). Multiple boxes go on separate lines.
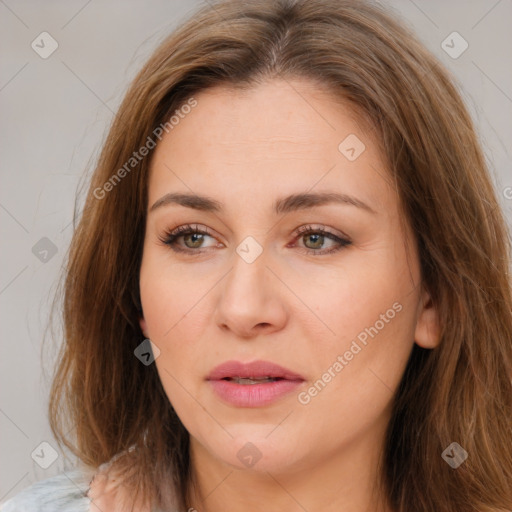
top-left (305, 233), bottom-right (323, 249)
top-left (185, 233), bottom-right (203, 248)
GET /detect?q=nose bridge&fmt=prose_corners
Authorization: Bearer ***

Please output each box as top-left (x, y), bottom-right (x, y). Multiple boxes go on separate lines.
top-left (224, 239), bottom-right (270, 306)
top-left (214, 238), bottom-right (287, 335)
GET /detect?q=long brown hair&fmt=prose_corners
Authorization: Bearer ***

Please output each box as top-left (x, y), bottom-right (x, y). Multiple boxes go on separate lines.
top-left (47, 0), bottom-right (512, 510)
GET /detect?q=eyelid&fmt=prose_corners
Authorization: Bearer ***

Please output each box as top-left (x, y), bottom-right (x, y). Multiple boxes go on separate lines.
top-left (294, 223), bottom-right (349, 240)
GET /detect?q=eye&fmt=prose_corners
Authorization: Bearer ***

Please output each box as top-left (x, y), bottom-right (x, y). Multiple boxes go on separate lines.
top-left (291, 224), bottom-right (352, 255)
top-left (159, 224), bottom-right (221, 254)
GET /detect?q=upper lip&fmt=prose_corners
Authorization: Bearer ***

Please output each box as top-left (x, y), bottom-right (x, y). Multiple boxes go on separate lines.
top-left (207, 360), bottom-right (305, 381)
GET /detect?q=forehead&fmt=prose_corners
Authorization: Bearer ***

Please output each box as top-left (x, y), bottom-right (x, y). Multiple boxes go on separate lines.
top-left (148, 78), bottom-right (392, 214)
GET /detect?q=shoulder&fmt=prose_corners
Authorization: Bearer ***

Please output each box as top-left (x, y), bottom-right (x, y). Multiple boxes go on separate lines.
top-left (86, 462), bottom-right (153, 512)
top-left (0, 467), bottom-right (93, 512)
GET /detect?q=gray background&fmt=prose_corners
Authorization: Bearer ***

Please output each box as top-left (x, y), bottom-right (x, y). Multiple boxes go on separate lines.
top-left (1, 0), bottom-right (511, 502)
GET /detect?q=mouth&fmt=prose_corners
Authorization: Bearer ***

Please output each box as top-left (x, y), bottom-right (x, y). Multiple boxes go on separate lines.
top-left (221, 376), bottom-right (284, 384)
top-left (207, 359), bottom-right (305, 382)
top-left (207, 360), bottom-right (305, 407)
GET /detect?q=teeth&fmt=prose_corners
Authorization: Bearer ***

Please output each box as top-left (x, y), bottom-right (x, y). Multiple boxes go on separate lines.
top-left (230, 377), bottom-right (278, 384)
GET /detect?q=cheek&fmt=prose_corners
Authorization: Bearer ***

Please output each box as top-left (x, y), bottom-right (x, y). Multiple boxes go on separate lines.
top-left (295, 295), bottom-right (416, 445)
top-left (139, 266), bottom-right (205, 411)
top-left (307, 281), bottom-right (414, 382)
top-left (294, 252), bottom-right (412, 342)
top-left (139, 251), bottom-right (208, 341)
top-left (295, 246), bottom-right (419, 389)
top-left (139, 255), bottom-right (215, 405)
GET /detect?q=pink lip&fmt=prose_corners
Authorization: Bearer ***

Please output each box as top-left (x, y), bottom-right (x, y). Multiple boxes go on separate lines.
top-left (207, 360), bottom-right (305, 408)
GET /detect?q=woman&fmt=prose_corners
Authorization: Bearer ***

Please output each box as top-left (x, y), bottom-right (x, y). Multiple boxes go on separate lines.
top-left (2, 0), bottom-right (511, 511)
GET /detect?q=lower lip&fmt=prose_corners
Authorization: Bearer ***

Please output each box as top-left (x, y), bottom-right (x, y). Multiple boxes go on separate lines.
top-left (208, 379), bottom-right (304, 407)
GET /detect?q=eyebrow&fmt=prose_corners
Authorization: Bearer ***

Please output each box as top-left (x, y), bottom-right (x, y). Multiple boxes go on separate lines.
top-left (149, 191), bottom-right (376, 215)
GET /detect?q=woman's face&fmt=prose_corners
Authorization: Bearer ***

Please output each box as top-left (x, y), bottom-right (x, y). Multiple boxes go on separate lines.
top-left (139, 78), bottom-right (438, 477)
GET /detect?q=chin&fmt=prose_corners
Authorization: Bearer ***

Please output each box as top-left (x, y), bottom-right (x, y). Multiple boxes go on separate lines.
top-left (211, 430), bottom-right (301, 473)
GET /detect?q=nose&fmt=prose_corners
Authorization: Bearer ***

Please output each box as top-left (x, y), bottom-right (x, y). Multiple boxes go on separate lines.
top-left (213, 247), bottom-right (288, 339)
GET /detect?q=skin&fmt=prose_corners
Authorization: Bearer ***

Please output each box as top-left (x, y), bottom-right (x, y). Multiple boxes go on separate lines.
top-left (137, 78), bottom-right (440, 512)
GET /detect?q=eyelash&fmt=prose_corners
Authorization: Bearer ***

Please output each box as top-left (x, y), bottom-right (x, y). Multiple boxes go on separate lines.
top-left (158, 223), bottom-right (352, 256)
